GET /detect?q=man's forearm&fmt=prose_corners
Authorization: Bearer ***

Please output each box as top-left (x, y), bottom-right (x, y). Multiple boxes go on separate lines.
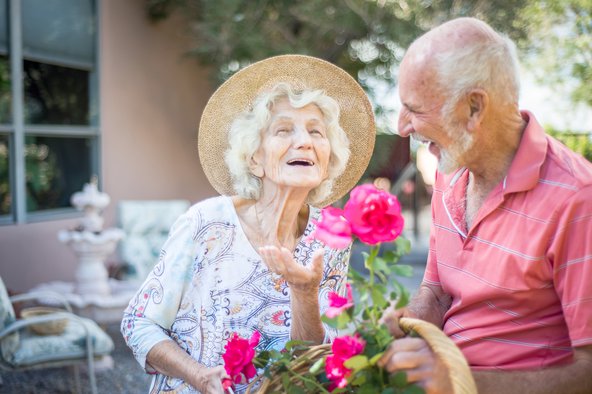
top-left (406, 283), bottom-right (452, 328)
top-left (473, 346), bottom-right (592, 394)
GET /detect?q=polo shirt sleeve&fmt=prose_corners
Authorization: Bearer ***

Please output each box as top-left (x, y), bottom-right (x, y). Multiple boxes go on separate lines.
top-left (549, 184), bottom-right (592, 348)
top-left (120, 212), bottom-right (197, 372)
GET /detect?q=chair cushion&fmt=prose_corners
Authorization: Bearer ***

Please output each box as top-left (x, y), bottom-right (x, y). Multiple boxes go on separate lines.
top-left (0, 277), bottom-right (19, 363)
top-left (118, 200), bottom-right (190, 280)
top-left (6, 317), bottom-right (114, 367)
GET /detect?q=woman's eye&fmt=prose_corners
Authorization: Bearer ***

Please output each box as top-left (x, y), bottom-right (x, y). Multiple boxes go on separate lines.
top-left (310, 129), bottom-right (323, 135)
top-left (276, 128), bottom-right (290, 134)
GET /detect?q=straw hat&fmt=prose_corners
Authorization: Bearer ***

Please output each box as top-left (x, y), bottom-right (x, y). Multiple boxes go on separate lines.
top-left (198, 54), bottom-right (376, 207)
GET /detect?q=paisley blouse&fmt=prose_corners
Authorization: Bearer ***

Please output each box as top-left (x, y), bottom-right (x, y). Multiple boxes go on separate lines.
top-left (121, 196), bottom-right (350, 393)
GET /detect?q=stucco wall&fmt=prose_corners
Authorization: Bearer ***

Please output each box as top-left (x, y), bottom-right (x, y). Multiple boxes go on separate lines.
top-left (0, 0), bottom-right (216, 293)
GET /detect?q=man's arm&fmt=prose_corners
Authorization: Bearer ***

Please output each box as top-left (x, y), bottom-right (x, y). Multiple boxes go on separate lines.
top-left (383, 282), bottom-right (452, 338)
top-left (473, 345), bottom-right (592, 394)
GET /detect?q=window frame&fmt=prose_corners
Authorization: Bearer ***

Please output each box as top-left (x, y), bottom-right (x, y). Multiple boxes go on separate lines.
top-left (0, 0), bottom-right (100, 225)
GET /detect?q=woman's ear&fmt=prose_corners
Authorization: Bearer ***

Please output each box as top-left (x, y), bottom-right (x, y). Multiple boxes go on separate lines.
top-left (249, 153), bottom-right (264, 178)
top-left (466, 89), bottom-right (488, 132)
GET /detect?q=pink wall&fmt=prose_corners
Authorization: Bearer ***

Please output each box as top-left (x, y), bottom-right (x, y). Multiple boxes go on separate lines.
top-left (0, 0), bottom-right (217, 293)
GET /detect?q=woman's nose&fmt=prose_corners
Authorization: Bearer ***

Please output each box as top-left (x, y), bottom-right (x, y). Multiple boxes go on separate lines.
top-left (293, 127), bottom-right (312, 148)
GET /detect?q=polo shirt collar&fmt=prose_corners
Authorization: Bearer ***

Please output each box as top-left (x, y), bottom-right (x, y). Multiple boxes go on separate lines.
top-left (502, 110), bottom-right (548, 195)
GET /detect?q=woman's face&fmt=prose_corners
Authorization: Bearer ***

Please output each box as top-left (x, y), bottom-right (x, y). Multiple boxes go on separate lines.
top-left (252, 98), bottom-right (331, 193)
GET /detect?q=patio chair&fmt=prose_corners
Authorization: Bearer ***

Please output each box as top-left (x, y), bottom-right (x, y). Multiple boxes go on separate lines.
top-left (0, 276), bottom-right (114, 394)
top-left (117, 199), bottom-right (191, 282)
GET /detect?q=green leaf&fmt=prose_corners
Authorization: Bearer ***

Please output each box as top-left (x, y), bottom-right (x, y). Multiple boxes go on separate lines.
top-left (395, 288), bottom-right (410, 309)
top-left (392, 264), bottom-right (414, 277)
top-left (349, 373), bottom-right (367, 386)
top-left (389, 371), bottom-right (408, 388)
top-left (371, 286), bottom-right (388, 308)
top-left (288, 385), bottom-right (306, 394)
top-left (344, 355), bottom-right (370, 371)
top-left (395, 237), bottom-right (411, 255)
top-left (381, 388), bottom-right (396, 394)
top-left (374, 256), bottom-right (390, 274)
top-left (369, 352), bottom-right (384, 365)
top-left (282, 373), bottom-right (291, 391)
top-left (309, 357), bottom-right (325, 374)
top-left (402, 385), bottom-right (425, 394)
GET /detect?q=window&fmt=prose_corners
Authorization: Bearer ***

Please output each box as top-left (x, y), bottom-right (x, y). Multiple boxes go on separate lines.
top-left (0, 0), bottom-right (98, 224)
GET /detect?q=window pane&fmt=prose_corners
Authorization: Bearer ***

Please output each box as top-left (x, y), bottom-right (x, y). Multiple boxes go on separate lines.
top-left (0, 134), bottom-right (9, 215)
top-left (0, 0), bottom-right (7, 54)
top-left (25, 135), bottom-right (92, 212)
top-left (24, 60), bottom-right (89, 125)
top-left (22, 0), bottom-right (95, 66)
top-left (0, 0), bottom-right (10, 123)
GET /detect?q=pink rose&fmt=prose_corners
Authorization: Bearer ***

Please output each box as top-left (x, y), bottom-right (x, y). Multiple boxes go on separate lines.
top-left (343, 184), bottom-right (404, 245)
top-left (325, 334), bottom-right (366, 391)
top-left (222, 331), bottom-right (261, 384)
top-left (311, 207), bottom-right (352, 249)
top-left (325, 283), bottom-right (354, 318)
top-left (331, 334), bottom-right (366, 360)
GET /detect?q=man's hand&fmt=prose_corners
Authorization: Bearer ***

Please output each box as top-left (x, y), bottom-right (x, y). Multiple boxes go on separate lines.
top-left (377, 337), bottom-right (453, 394)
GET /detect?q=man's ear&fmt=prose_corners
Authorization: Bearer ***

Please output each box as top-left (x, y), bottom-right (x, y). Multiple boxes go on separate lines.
top-left (466, 89), bottom-right (488, 132)
top-left (249, 152), bottom-right (264, 178)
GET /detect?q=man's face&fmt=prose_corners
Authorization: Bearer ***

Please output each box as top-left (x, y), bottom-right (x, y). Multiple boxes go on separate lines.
top-left (397, 58), bottom-right (473, 174)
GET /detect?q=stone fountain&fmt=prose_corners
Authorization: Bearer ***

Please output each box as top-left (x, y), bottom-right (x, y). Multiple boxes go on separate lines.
top-left (58, 176), bottom-right (124, 297)
top-left (32, 177), bottom-right (136, 325)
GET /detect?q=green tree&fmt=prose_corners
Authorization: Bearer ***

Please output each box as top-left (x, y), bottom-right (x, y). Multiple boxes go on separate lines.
top-left (145, 0), bottom-right (531, 133)
top-left (517, 0), bottom-right (591, 107)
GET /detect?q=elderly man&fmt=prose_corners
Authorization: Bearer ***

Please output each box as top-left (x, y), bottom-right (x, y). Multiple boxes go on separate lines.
top-left (379, 17), bottom-right (592, 394)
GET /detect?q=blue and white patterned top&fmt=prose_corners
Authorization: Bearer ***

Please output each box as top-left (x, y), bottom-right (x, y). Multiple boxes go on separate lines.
top-left (121, 196), bottom-right (350, 393)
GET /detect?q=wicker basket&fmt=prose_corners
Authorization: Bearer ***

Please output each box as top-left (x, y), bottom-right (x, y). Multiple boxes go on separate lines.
top-left (248, 317), bottom-right (477, 394)
top-left (20, 307), bottom-right (68, 336)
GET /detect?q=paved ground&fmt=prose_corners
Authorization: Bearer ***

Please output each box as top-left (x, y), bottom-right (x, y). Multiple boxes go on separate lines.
top-left (0, 323), bottom-right (152, 394)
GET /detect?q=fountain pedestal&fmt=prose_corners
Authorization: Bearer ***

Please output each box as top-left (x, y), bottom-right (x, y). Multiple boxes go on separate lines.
top-left (31, 178), bottom-right (136, 325)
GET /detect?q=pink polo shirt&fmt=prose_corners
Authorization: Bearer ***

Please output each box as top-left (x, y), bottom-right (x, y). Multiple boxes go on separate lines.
top-left (424, 111), bottom-right (592, 370)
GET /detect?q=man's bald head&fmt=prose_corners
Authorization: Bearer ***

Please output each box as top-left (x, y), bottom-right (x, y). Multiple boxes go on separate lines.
top-left (401, 17), bottom-right (521, 110)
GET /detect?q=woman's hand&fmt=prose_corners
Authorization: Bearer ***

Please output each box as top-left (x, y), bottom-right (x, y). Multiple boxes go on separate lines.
top-left (191, 365), bottom-right (230, 394)
top-left (377, 337), bottom-right (453, 394)
top-left (259, 246), bottom-right (324, 292)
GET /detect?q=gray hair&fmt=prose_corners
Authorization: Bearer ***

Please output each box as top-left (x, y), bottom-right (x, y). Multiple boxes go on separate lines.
top-left (224, 83), bottom-right (350, 205)
top-left (435, 29), bottom-right (521, 119)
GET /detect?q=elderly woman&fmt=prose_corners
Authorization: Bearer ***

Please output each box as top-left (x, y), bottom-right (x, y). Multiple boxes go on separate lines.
top-left (121, 55), bottom-right (375, 394)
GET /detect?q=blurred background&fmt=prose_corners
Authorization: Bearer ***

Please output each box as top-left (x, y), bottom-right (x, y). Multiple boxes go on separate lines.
top-left (1, 0), bottom-right (590, 295)
top-left (0, 0), bottom-right (590, 392)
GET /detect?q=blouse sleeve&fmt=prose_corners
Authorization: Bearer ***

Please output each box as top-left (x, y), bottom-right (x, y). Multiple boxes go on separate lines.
top-left (120, 212), bottom-right (197, 372)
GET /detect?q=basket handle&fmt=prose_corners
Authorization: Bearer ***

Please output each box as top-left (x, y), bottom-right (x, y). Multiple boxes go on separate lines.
top-left (399, 317), bottom-right (478, 394)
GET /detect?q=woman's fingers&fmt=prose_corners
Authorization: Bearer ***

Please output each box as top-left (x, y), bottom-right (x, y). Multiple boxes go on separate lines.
top-left (259, 245), bottom-right (324, 290)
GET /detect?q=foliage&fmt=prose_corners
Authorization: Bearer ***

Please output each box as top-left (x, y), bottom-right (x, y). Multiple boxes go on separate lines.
top-left (517, 0), bottom-right (592, 107)
top-left (547, 127), bottom-right (592, 162)
top-left (144, 0), bottom-right (531, 134)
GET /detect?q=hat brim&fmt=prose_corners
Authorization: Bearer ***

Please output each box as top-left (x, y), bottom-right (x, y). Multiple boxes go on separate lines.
top-left (198, 54), bottom-right (376, 207)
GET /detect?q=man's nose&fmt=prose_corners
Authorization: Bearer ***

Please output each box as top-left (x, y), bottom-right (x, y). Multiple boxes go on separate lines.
top-left (397, 110), bottom-right (413, 138)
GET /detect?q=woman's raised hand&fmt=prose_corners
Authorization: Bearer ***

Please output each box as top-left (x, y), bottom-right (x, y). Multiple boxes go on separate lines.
top-left (259, 246), bottom-right (324, 292)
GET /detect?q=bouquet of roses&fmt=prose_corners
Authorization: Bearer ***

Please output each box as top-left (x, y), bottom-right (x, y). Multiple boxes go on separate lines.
top-left (222, 184), bottom-right (423, 394)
